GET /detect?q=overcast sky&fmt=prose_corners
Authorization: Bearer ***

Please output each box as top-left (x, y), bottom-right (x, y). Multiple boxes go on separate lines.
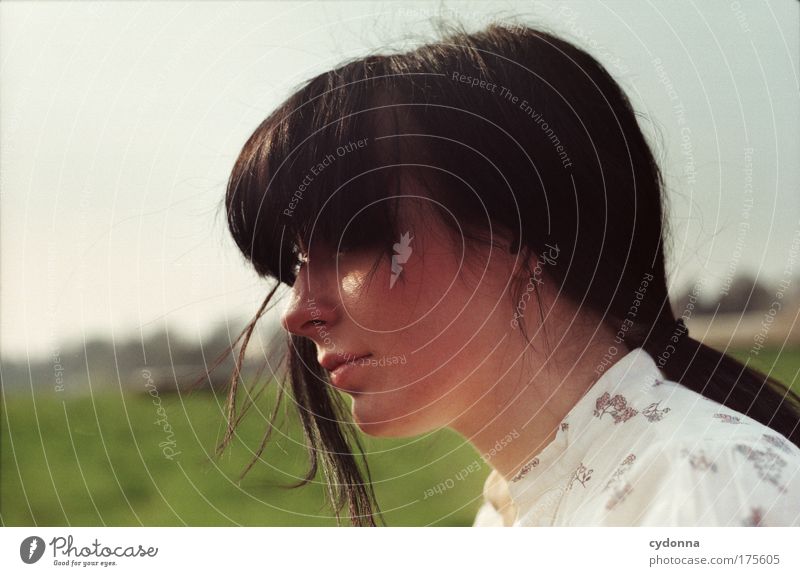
top-left (2, 0), bottom-right (798, 359)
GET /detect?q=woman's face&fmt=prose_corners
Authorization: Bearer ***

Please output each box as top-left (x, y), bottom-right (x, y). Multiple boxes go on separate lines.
top-left (281, 205), bottom-right (533, 437)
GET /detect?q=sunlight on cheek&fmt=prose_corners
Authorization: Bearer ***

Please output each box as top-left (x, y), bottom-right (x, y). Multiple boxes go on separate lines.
top-left (341, 270), bottom-right (368, 296)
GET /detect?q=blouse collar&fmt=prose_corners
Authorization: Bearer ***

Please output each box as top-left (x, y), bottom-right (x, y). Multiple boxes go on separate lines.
top-left (506, 346), bottom-right (666, 510)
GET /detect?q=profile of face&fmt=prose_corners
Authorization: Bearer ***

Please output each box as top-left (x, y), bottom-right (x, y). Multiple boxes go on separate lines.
top-left (281, 202), bottom-right (541, 438)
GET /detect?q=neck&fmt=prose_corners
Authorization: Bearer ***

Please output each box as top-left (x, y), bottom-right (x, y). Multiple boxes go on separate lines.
top-left (452, 330), bottom-right (621, 480)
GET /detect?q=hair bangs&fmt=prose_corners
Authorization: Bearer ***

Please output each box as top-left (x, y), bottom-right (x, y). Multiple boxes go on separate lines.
top-left (227, 64), bottom-right (436, 285)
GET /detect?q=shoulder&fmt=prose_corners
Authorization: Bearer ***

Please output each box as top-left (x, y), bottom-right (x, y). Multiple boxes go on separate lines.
top-left (584, 409), bottom-right (800, 526)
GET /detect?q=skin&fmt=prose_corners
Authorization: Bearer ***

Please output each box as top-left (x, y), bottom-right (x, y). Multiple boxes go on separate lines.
top-left (281, 204), bottom-right (623, 480)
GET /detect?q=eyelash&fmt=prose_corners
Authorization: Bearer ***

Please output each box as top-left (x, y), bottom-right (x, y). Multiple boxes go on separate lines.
top-left (293, 247), bottom-right (351, 275)
top-left (291, 243), bottom-right (354, 275)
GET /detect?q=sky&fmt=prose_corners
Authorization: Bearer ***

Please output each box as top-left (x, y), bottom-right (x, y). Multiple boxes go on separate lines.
top-left (2, 0), bottom-right (799, 359)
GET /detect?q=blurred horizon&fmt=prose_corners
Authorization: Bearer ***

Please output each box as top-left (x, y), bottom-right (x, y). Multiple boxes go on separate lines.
top-left (3, 270), bottom-right (797, 395)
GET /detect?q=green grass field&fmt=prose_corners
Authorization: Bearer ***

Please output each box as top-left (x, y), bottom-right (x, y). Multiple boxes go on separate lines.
top-left (2, 347), bottom-right (797, 526)
top-left (1, 383), bottom-right (487, 526)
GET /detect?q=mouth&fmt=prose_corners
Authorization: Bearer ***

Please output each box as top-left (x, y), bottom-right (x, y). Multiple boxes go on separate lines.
top-left (319, 353), bottom-right (372, 390)
top-left (318, 352), bottom-right (369, 371)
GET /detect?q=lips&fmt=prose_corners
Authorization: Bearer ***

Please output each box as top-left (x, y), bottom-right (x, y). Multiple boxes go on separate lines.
top-left (318, 353), bottom-right (371, 391)
top-left (318, 353), bottom-right (371, 372)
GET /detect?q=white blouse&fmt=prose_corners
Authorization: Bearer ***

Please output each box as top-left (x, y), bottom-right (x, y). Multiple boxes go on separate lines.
top-left (473, 347), bottom-right (800, 527)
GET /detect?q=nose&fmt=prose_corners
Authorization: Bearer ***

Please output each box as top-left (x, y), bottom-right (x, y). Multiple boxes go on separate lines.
top-left (280, 265), bottom-right (340, 340)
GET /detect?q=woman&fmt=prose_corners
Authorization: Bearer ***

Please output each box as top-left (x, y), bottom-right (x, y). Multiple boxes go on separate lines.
top-left (220, 22), bottom-right (800, 526)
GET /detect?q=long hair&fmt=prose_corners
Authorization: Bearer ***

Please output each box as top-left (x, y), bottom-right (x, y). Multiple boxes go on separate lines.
top-left (218, 22), bottom-right (800, 525)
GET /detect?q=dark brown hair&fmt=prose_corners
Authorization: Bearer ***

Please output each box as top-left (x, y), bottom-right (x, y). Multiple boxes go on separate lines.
top-left (218, 22), bottom-right (800, 525)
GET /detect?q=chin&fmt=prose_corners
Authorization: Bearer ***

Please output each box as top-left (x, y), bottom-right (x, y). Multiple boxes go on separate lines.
top-left (350, 401), bottom-right (432, 438)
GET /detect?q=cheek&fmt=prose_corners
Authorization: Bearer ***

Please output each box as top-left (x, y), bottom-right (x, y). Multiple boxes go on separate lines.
top-left (350, 371), bottom-right (457, 435)
top-left (338, 251), bottom-right (461, 333)
top-left (338, 246), bottom-right (513, 418)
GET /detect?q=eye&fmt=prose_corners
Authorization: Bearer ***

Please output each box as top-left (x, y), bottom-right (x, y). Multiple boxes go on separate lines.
top-left (291, 242), bottom-right (308, 260)
top-left (288, 244), bottom-right (308, 277)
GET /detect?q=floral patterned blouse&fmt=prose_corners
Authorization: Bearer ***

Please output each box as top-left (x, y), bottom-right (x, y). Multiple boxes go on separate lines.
top-left (473, 347), bottom-right (800, 527)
